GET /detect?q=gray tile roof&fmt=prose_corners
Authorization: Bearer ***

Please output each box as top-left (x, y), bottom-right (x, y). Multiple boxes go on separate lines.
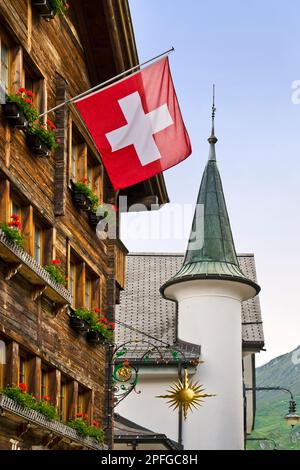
top-left (115, 253), bottom-right (264, 358)
top-left (114, 413), bottom-right (183, 450)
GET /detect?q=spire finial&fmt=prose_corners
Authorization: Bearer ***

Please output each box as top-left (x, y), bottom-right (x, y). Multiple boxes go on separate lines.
top-left (212, 83), bottom-right (216, 133)
top-left (208, 84), bottom-right (218, 156)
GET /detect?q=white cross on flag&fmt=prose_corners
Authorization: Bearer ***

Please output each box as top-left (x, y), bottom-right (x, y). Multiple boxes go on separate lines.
top-left (75, 58), bottom-right (191, 190)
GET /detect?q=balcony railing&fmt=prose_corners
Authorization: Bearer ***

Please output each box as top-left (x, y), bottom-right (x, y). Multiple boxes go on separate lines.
top-left (0, 394), bottom-right (105, 450)
top-left (0, 230), bottom-right (71, 307)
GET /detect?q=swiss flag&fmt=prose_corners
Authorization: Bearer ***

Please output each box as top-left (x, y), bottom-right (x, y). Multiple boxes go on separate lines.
top-left (75, 58), bottom-right (191, 190)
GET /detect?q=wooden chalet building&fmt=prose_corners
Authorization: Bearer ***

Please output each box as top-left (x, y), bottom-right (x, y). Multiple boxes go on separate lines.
top-left (0, 0), bottom-right (168, 450)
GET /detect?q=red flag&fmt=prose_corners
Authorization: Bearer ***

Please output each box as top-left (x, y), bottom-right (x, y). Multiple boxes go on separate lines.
top-left (75, 58), bottom-right (191, 190)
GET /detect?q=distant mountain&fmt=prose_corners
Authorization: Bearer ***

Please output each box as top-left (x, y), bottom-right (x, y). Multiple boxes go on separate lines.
top-left (247, 345), bottom-right (300, 450)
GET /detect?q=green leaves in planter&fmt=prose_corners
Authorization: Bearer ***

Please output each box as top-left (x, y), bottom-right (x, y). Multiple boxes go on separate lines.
top-left (66, 418), bottom-right (104, 443)
top-left (50, 0), bottom-right (70, 15)
top-left (27, 122), bottom-right (59, 151)
top-left (73, 179), bottom-right (99, 212)
top-left (44, 259), bottom-right (67, 286)
top-left (1, 385), bottom-right (58, 420)
top-left (7, 89), bottom-right (39, 125)
top-left (0, 220), bottom-right (24, 248)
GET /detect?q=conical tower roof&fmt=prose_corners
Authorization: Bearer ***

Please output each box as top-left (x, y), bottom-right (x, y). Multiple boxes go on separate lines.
top-left (161, 90), bottom-right (260, 296)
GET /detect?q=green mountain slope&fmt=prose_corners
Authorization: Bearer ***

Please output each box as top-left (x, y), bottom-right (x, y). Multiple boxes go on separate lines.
top-left (247, 345), bottom-right (300, 450)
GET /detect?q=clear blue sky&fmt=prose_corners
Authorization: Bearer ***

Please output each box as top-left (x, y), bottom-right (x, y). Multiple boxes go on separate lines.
top-left (121, 0), bottom-right (300, 366)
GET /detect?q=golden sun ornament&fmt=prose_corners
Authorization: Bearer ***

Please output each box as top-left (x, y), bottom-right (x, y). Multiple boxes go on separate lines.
top-left (156, 368), bottom-right (216, 419)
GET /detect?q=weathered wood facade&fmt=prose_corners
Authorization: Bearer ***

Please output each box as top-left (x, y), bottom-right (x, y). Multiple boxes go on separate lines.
top-left (0, 0), bottom-right (168, 450)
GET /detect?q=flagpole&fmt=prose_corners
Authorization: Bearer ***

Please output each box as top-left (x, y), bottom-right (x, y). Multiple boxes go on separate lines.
top-left (39, 47), bottom-right (175, 118)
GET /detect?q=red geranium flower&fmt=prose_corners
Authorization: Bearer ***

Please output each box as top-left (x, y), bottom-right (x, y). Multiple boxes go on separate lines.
top-left (94, 307), bottom-right (100, 314)
top-left (76, 412), bottom-right (83, 418)
top-left (25, 90), bottom-right (33, 97)
top-left (99, 317), bottom-right (108, 323)
top-left (19, 383), bottom-right (27, 392)
top-left (18, 87), bottom-right (26, 93)
top-left (47, 119), bottom-right (57, 130)
top-left (83, 413), bottom-right (88, 419)
top-left (81, 177), bottom-right (88, 184)
top-left (11, 214), bottom-right (20, 220)
top-left (24, 98), bottom-right (33, 104)
top-left (93, 419), bottom-right (99, 428)
top-left (109, 322), bottom-right (115, 330)
top-left (52, 259), bottom-right (61, 265)
top-left (42, 395), bottom-right (51, 401)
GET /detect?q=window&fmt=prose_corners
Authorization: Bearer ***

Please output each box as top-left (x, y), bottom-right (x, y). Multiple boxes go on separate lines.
top-left (0, 36), bottom-right (9, 96)
top-left (87, 161), bottom-right (93, 189)
top-left (60, 378), bottom-right (68, 421)
top-left (18, 353), bottom-right (27, 385)
top-left (69, 251), bottom-right (101, 311)
top-left (71, 140), bottom-right (78, 181)
top-left (41, 367), bottom-right (48, 399)
top-left (85, 276), bottom-right (92, 310)
top-left (11, 200), bottom-right (21, 220)
top-left (87, 152), bottom-right (101, 201)
top-left (69, 123), bottom-right (103, 203)
top-left (77, 389), bottom-right (84, 416)
top-left (24, 64), bottom-right (46, 115)
top-left (70, 131), bottom-right (84, 183)
top-left (69, 261), bottom-right (76, 308)
top-left (34, 223), bottom-right (44, 264)
top-left (77, 386), bottom-right (90, 420)
top-left (0, 340), bottom-right (6, 389)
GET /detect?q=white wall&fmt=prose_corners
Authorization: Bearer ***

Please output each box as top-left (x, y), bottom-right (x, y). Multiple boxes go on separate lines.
top-left (116, 367), bottom-right (181, 443)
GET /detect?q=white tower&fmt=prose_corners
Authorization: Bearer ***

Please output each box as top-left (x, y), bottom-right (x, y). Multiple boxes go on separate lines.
top-left (160, 93), bottom-right (260, 450)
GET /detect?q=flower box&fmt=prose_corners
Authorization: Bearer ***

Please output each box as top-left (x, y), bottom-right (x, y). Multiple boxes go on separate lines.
top-left (26, 133), bottom-right (50, 158)
top-left (88, 211), bottom-right (103, 227)
top-left (70, 315), bottom-right (88, 333)
top-left (2, 102), bottom-right (28, 128)
top-left (32, 0), bottom-right (55, 20)
top-left (0, 394), bottom-right (105, 450)
top-left (86, 330), bottom-right (103, 345)
top-left (70, 181), bottom-right (89, 211)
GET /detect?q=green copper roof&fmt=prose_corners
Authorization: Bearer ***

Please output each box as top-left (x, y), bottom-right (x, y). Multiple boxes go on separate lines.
top-left (161, 109), bottom-right (260, 295)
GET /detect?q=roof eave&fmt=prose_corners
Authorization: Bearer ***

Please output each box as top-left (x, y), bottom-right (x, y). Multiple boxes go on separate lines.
top-left (161, 273), bottom-right (261, 299)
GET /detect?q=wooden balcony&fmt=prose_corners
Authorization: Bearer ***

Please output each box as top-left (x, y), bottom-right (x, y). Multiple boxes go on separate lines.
top-left (0, 394), bottom-right (105, 450)
top-left (0, 230), bottom-right (71, 310)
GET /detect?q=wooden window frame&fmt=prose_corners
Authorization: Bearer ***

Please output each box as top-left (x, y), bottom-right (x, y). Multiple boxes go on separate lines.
top-left (69, 120), bottom-right (103, 205)
top-left (23, 61), bottom-right (47, 119)
top-left (41, 366), bottom-right (49, 400)
top-left (69, 249), bottom-right (101, 311)
top-left (85, 274), bottom-right (92, 311)
top-left (60, 377), bottom-right (68, 422)
top-left (34, 222), bottom-right (44, 266)
top-left (69, 259), bottom-right (77, 308)
top-left (76, 385), bottom-right (92, 421)
top-left (18, 352), bottom-right (28, 386)
top-left (0, 31), bottom-right (11, 98)
top-left (0, 339), bottom-right (6, 390)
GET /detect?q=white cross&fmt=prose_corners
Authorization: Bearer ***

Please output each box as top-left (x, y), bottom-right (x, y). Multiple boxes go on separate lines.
top-left (105, 91), bottom-right (173, 166)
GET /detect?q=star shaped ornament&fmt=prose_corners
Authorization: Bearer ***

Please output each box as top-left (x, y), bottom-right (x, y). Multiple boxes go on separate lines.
top-left (156, 368), bottom-right (216, 420)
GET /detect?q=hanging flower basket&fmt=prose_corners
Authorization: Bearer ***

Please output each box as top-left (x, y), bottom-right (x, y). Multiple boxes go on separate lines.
top-left (70, 181), bottom-right (88, 211)
top-left (88, 211), bottom-right (103, 227)
top-left (26, 133), bottom-right (50, 157)
top-left (32, 0), bottom-right (69, 21)
top-left (86, 330), bottom-right (101, 345)
top-left (2, 102), bottom-right (28, 128)
top-left (32, 0), bottom-right (55, 20)
top-left (70, 315), bottom-right (87, 333)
